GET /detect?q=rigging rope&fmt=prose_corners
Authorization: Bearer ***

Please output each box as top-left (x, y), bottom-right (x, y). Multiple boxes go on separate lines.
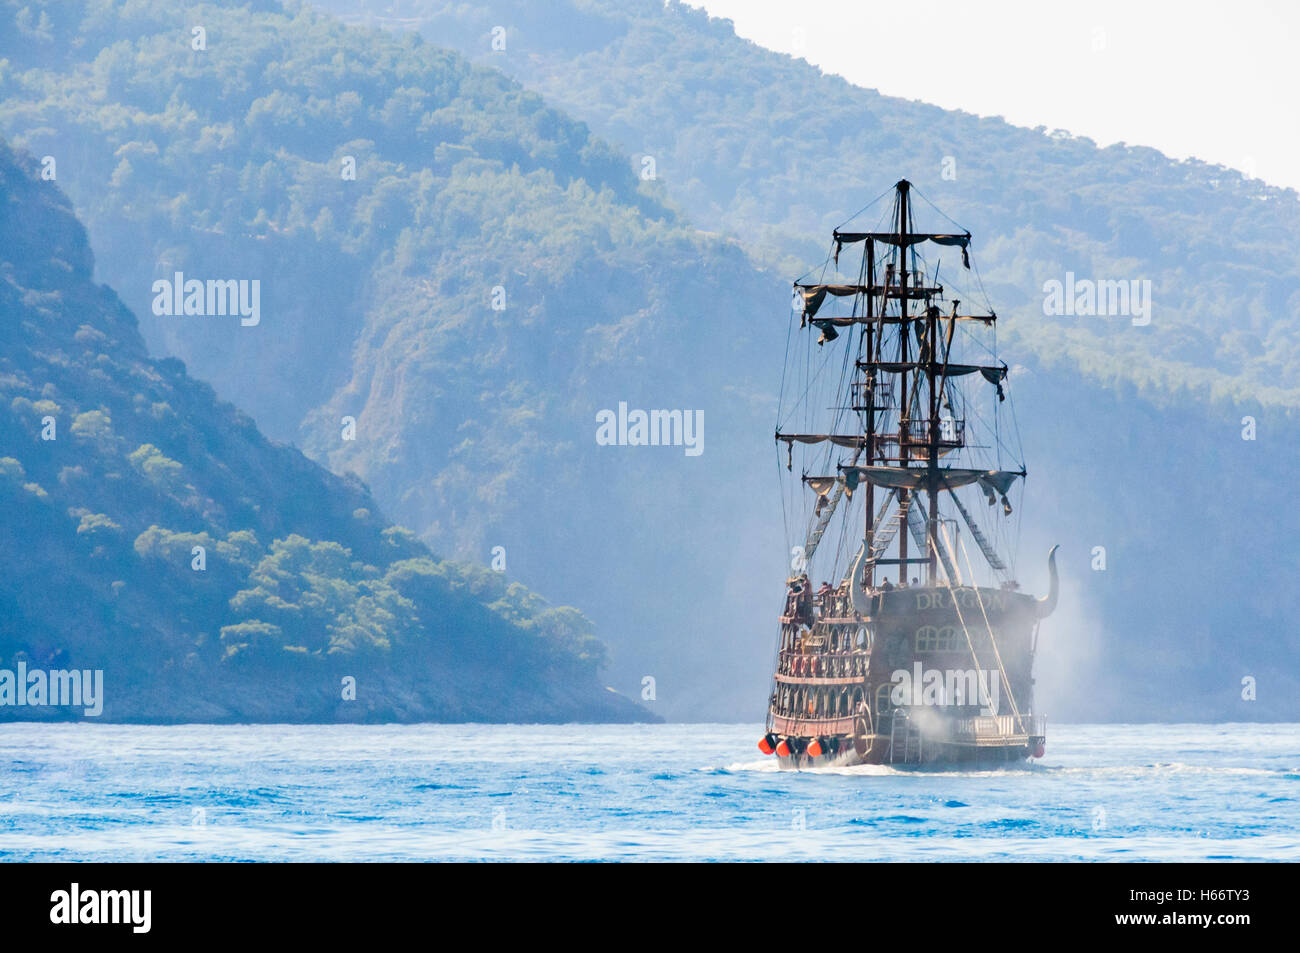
top-left (932, 529), bottom-right (1023, 736)
top-left (955, 531), bottom-right (1025, 729)
top-left (834, 184), bottom-right (895, 232)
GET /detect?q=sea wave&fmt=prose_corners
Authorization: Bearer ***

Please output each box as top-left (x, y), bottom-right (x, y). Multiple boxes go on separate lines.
top-left (0, 722), bottom-right (1296, 861)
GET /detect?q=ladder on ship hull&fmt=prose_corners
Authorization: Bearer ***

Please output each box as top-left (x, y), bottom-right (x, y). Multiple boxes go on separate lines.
top-left (887, 709), bottom-right (923, 765)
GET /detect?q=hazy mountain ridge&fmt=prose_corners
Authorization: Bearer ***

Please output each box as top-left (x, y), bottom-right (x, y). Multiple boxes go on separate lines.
top-left (0, 139), bottom-right (648, 723)
top-left (332, 0), bottom-right (1300, 411)
top-left (1, 0), bottom-right (664, 439)
top-left (300, 0), bottom-right (1300, 722)
top-left (0, 0), bottom-right (1294, 722)
top-left (0, 0), bottom-right (791, 718)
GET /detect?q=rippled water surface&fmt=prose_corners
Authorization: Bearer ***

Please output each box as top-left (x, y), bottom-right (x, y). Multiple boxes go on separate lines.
top-left (0, 723), bottom-right (1296, 861)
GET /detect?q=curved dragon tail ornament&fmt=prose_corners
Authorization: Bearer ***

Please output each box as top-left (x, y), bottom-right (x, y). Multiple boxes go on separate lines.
top-left (850, 543), bottom-right (874, 616)
top-left (1035, 544), bottom-right (1060, 618)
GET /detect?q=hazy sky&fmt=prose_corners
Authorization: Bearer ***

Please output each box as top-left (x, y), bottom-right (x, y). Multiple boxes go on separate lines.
top-left (691, 0), bottom-right (1299, 192)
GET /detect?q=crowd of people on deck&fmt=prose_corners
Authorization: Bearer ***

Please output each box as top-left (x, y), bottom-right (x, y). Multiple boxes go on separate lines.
top-left (784, 573), bottom-right (924, 622)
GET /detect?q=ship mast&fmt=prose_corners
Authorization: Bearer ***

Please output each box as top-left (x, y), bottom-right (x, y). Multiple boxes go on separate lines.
top-left (863, 237), bottom-right (876, 589)
top-left (920, 184), bottom-right (941, 585)
top-left (885, 180), bottom-right (946, 585)
top-left (781, 179), bottom-right (1022, 594)
top-left (896, 183), bottom-right (911, 581)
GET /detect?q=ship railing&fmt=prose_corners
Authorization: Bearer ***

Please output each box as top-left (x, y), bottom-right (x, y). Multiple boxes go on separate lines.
top-left (951, 712), bottom-right (1047, 740)
top-left (776, 650), bottom-right (868, 678)
top-left (803, 592), bottom-right (854, 619)
top-left (899, 417), bottom-right (965, 448)
top-left (882, 269), bottom-right (931, 291)
top-left (854, 378), bottom-right (894, 411)
top-left (966, 715), bottom-right (1016, 739)
top-left (769, 713), bottom-right (857, 736)
top-left (825, 597), bottom-right (854, 618)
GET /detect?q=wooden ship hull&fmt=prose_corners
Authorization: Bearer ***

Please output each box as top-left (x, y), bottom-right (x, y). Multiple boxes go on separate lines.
top-left (762, 578), bottom-right (1053, 767)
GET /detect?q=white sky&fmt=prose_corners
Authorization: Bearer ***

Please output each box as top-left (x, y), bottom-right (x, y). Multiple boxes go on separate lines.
top-left (690, 0), bottom-right (1300, 192)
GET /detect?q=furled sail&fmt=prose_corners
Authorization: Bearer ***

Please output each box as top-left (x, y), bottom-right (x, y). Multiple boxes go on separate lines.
top-left (779, 432), bottom-right (870, 448)
top-left (860, 361), bottom-right (1007, 383)
top-left (795, 284), bottom-right (994, 324)
top-left (780, 431), bottom-right (867, 470)
top-left (801, 312), bottom-right (996, 325)
top-left (832, 231), bottom-right (971, 249)
top-left (832, 230), bottom-right (972, 268)
top-left (840, 466), bottom-right (1025, 495)
top-left (796, 283), bottom-right (864, 318)
top-left (797, 282), bottom-right (976, 320)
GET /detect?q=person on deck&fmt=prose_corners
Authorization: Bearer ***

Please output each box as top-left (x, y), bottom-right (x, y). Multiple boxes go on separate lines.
top-left (788, 574), bottom-right (813, 624)
top-left (817, 580), bottom-right (833, 613)
top-left (785, 576), bottom-right (805, 618)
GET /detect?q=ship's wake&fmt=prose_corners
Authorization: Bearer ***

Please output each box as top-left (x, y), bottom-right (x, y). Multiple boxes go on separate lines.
top-left (721, 757), bottom-right (1051, 777)
top-left (722, 759), bottom-right (928, 776)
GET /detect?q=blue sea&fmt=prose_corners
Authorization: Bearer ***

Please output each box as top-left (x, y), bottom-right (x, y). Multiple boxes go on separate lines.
top-left (0, 723), bottom-right (1296, 861)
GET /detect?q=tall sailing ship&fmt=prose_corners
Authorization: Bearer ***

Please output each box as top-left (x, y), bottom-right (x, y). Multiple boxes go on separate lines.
top-left (758, 180), bottom-right (1057, 767)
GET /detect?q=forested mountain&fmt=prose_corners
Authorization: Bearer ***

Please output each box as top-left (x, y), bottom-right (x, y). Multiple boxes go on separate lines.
top-left (1, 0), bottom-right (1295, 721)
top-left (0, 0), bottom-right (791, 720)
top-left (0, 140), bottom-right (645, 722)
top-left (325, 0), bottom-right (1300, 411)
top-left (312, 0), bottom-right (1300, 719)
